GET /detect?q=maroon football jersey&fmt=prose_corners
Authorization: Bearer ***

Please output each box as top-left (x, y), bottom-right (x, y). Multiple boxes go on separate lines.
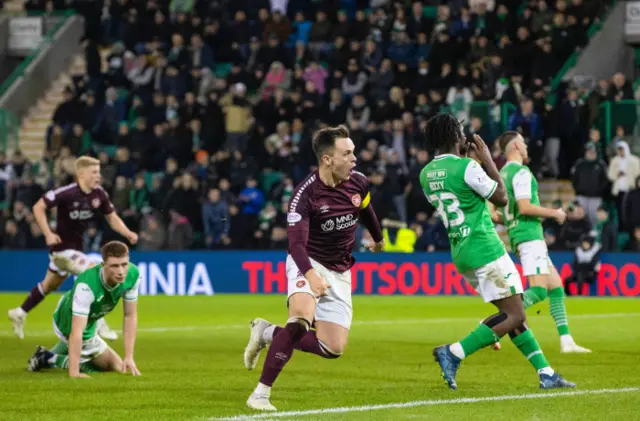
top-left (42, 182), bottom-right (114, 253)
top-left (287, 170), bottom-right (370, 272)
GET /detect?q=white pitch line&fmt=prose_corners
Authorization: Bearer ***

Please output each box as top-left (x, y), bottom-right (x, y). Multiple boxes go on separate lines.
top-left (208, 387), bottom-right (640, 421)
top-left (1, 313), bottom-right (638, 337)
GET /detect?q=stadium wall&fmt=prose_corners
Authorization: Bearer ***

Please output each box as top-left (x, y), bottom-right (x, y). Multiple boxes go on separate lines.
top-left (0, 251), bottom-right (638, 297)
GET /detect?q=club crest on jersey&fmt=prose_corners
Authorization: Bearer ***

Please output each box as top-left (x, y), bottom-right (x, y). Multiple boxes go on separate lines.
top-left (91, 198), bottom-right (101, 209)
top-left (296, 280), bottom-right (306, 288)
top-left (351, 194), bottom-right (361, 207)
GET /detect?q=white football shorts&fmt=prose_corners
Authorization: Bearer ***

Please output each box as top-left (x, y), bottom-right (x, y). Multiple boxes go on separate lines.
top-left (286, 255), bottom-right (353, 330)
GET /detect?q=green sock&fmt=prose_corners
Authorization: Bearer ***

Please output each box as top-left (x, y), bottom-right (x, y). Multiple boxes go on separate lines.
top-left (52, 354), bottom-right (68, 369)
top-left (549, 287), bottom-right (570, 336)
top-left (511, 329), bottom-right (550, 371)
top-left (523, 286), bottom-right (547, 309)
top-left (457, 323), bottom-right (500, 358)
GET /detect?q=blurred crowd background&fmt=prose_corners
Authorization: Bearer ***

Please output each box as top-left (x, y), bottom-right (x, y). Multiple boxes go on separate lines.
top-left (2, 0), bottom-right (640, 254)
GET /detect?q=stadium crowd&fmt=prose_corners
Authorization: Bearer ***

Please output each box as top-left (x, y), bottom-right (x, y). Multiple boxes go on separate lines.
top-left (3, 0), bottom-right (640, 253)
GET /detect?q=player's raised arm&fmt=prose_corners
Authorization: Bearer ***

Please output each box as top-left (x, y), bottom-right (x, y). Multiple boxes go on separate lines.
top-left (68, 283), bottom-right (93, 378)
top-left (122, 277), bottom-right (141, 376)
top-left (512, 169), bottom-right (566, 224)
top-left (467, 134), bottom-right (507, 206)
top-left (286, 187), bottom-right (330, 297)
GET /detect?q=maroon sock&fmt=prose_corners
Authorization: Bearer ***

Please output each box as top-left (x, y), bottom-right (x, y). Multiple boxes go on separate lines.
top-left (259, 321), bottom-right (308, 387)
top-left (272, 327), bottom-right (340, 359)
top-left (20, 283), bottom-right (46, 313)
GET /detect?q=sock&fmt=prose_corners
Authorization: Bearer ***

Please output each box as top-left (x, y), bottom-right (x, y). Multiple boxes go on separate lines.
top-left (511, 329), bottom-right (551, 372)
top-left (455, 324), bottom-right (500, 360)
top-left (270, 327), bottom-right (341, 358)
top-left (523, 286), bottom-right (548, 309)
top-left (262, 325), bottom-right (277, 343)
top-left (20, 283), bottom-right (47, 313)
top-left (253, 382), bottom-right (271, 397)
top-left (258, 318), bottom-right (310, 387)
top-left (549, 287), bottom-right (570, 336)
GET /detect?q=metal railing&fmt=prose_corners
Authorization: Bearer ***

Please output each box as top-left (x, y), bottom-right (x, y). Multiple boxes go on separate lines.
top-left (0, 10), bottom-right (83, 154)
top-left (0, 109), bottom-right (19, 152)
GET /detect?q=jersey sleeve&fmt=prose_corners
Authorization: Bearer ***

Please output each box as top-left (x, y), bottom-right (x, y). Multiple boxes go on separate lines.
top-left (512, 168), bottom-right (533, 200)
top-left (72, 283), bottom-right (95, 317)
top-left (42, 187), bottom-right (69, 209)
top-left (352, 171), bottom-right (371, 209)
top-left (287, 178), bottom-right (314, 275)
top-left (98, 188), bottom-right (115, 215)
top-left (124, 277), bottom-right (140, 302)
top-left (287, 182), bottom-right (312, 231)
top-left (464, 160), bottom-right (498, 199)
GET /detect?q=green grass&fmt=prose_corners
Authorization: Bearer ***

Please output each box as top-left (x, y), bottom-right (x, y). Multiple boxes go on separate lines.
top-left (1, 294), bottom-right (639, 421)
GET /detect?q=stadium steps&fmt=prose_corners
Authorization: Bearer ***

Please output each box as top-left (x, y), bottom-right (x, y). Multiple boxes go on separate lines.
top-left (497, 179), bottom-right (576, 250)
top-left (17, 55), bottom-right (86, 162)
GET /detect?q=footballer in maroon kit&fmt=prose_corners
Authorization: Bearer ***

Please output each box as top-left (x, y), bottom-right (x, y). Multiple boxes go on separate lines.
top-left (243, 125), bottom-right (385, 412)
top-left (8, 156), bottom-right (138, 340)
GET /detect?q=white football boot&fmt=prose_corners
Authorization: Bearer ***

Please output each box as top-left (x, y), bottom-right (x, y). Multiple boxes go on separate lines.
top-left (8, 308), bottom-right (26, 339)
top-left (97, 318), bottom-right (118, 341)
top-left (244, 318), bottom-right (272, 370)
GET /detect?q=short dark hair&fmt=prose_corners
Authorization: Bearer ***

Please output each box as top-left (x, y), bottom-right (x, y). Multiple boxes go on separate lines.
top-left (101, 241), bottom-right (129, 262)
top-left (422, 113), bottom-right (464, 155)
top-left (312, 125), bottom-right (350, 160)
top-left (497, 131), bottom-right (520, 152)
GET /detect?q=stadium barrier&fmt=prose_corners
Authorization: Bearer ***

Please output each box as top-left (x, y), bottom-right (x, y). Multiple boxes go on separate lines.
top-left (0, 251), bottom-right (638, 297)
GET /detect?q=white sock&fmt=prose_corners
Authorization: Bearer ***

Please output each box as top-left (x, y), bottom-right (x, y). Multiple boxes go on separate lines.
top-left (262, 325), bottom-right (276, 343)
top-left (254, 382), bottom-right (271, 397)
top-left (14, 307), bottom-right (27, 317)
top-left (47, 355), bottom-right (57, 364)
top-left (449, 342), bottom-right (466, 360)
top-left (538, 367), bottom-right (555, 376)
top-left (560, 334), bottom-right (573, 347)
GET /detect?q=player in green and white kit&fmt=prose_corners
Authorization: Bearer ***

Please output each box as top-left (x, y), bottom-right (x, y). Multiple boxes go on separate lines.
top-left (420, 114), bottom-right (575, 390)
top-left (490, 131), bottom-right (590, 353)
top-left (27, 241), bottom-right (142, 378)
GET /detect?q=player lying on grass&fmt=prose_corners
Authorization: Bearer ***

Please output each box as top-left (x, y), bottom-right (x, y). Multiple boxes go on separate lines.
top-left (243, 125), bottom-right (385, 411)
top-left (420, 114), bottom-right (575, 390)
top-left (488, 131), bottom-right (590, 353)
top-left (9, 156), bottom-right (138, 341)
top-left (27, 241), bottom-right (141, 378)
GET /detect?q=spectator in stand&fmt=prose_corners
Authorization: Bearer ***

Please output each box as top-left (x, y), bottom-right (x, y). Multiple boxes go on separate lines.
top-left (203, 188), bottom-right (230, 249)
top-left (166, 209), bottom-right (193, 250)
top-left (138, 213), bottom-right (167, 251)
top-left (571, 143), bottom-right (609, 226)
top-left (564, 234), bottom-right (601, 296)
top-left (624, 176), bottom-right (640, 235)
top-left (559, 201), bottom-right (591, 250)
top-left (594, 206), bottom-right (617, 252)
top-left (608, 72), bottom-right (633, 101)
top-left (607, 141), bottom-right (640, 228)
top-left (625, 227), bottom-right (640, 252)
top-left (83, 223), bottom-right (103, 253)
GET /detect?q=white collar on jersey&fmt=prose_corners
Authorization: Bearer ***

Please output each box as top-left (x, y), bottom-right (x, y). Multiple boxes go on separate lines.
top-left (99, 268), bottom-right (116, 291)
top-left (433, 153), bottom-right (458, 160)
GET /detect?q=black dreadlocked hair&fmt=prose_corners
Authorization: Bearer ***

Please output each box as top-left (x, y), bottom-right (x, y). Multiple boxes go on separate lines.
top-left (422, 113), bottom-right (465, 157)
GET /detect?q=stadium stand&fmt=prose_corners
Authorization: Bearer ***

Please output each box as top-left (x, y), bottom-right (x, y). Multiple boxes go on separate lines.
top-left (1, 0), bottom-right (638, 252)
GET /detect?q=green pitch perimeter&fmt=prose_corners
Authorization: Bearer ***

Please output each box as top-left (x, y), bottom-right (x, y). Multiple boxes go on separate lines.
top-left (0, 294), bottom-right (638, 421)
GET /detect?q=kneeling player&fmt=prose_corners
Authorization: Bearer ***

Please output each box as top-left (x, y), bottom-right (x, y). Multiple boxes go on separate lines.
top-left (8, 156), bottom-right (138, 341)
top-left (243, 125), bottom-right (384, 411)
top-left (27, 241), bottom-right (141, 378)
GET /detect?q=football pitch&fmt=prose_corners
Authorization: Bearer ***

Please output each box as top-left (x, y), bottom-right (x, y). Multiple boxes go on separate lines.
top-left (0, 294), bottom-right (638, 421)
